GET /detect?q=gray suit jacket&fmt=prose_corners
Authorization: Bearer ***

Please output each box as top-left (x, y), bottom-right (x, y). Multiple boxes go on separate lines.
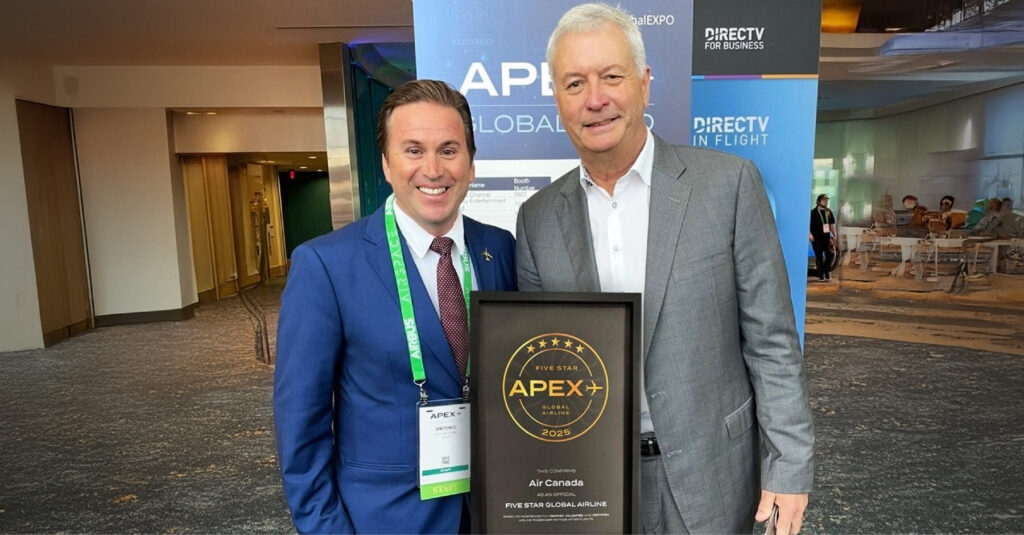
top-left (515, 135), bottom-right (814, 533)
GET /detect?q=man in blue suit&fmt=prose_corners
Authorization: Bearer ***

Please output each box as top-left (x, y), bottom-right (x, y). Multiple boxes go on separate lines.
top-left (274, 79), bottom-right (517, 534)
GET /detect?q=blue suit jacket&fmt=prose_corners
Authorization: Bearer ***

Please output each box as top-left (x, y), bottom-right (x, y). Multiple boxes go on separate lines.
top-left (274, 207), bottom-right (517, 534)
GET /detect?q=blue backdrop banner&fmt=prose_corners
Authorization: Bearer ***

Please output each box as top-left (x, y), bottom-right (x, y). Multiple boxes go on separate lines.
top-left (413, 0), bottom-right (818, 340)
top-left (414, 0), bottom-right (692, 159)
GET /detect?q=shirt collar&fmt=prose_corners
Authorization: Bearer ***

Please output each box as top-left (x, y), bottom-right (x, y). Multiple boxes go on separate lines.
top-left (579, 128), bottom-right (655, 189)
top-left (392, 201), bottom-right (466, 259)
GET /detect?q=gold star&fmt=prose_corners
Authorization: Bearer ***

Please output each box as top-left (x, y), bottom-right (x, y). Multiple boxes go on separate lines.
top-left (563, 339), bottom-right (573, 348)
top-left (551, 337), bottom-right (560, 346)
top-left (538, 340), bottom-right (547, 348)
top-left (576, 344), bottom-right (583, 353)
top-left (527, 345), bottom-right (535, 353)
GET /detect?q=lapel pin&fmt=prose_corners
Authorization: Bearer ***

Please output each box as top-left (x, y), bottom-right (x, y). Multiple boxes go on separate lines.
top-left (482, 249), bottom-right (493, 262)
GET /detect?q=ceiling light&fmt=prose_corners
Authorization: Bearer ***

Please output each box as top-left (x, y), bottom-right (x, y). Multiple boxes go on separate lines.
top-left (205, 111), bottom-right (217, 115)
top-left (185, 111), bottom-right (199, 115)
top-left (308, 155), bottom-right (317, 159)
top-left (300, 166), bottom-right (307, 169)
top-left (317, 169), bottom-right (324, 172)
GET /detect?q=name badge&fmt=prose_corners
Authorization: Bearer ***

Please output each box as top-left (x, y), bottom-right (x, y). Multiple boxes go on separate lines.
top-left (418, 401), bottom-right (471, 500)
top-left (822, 223), bottom-right (830, 234)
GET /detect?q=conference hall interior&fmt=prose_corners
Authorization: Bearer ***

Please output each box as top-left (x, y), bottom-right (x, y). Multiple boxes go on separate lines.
top-left (0, 0), bottom-right (1021, 532)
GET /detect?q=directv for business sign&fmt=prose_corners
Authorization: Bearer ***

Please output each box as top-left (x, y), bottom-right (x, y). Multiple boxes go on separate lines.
top-left (704, 27), bottom-right (766, 50)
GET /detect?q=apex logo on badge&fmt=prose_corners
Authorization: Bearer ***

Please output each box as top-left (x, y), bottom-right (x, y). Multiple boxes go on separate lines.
top-left (502, 333), bottom-right (609, 443)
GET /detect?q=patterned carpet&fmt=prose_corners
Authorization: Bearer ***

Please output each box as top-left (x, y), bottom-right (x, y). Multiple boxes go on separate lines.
top-left (0, 287), bottom-right (1020, 533)
top-left (0, 292), bottom-right (291, 533)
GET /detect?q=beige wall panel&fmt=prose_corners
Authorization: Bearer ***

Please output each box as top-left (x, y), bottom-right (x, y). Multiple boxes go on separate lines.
top-left (172, 109), bottom-right (327, 154)
top-left (3, 60), bottom-right (57, 105)
top-left (165, 112), bottom-right (197, 307)
top-left (0, 76), bottom-right (45, 350)
top-left (15, 100), bottom-right (90, 337)
top-left (236, 165), bottom-right (261, 279)
top-left (183, 157), bottom-right (214, 293)
top-left (54, 66), bottom-right (324, 109)
top-left (263, 164), bottom-right (286, 270)
top-left (229, 166), bottom-right (260, 288)
top-left (74, 107), bottom-right (190, 316)
top-left (202, 155), bottom-right (237, 287)
top-left (53, 112), bottom-right (90, 326)
top-left (242, 167), bottom-right (262, 278)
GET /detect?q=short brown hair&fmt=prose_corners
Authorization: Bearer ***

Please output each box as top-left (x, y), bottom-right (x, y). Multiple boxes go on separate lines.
top-left (376, 79), bottom-right (476, 160)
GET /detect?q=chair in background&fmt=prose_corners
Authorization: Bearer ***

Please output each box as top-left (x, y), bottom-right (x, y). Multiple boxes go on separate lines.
top-left (910, 239), bottom-right (937, 280)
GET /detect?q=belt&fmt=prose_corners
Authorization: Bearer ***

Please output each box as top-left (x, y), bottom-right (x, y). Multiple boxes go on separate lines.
top-left (640, 434), bottom-right (660, 456)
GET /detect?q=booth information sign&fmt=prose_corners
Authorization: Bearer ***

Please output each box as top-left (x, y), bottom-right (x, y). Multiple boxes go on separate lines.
top-left (470, 292), bottom-right (640, 534)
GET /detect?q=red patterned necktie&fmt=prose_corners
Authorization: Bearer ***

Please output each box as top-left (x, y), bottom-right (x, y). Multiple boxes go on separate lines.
top-left (430, 237), bottom-right (469, 379)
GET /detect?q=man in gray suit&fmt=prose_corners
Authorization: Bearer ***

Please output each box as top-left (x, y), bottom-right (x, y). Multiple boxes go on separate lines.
top-left (515, 4), bottom-right (814, 534)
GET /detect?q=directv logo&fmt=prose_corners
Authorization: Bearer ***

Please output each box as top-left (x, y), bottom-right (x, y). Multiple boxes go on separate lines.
top-left (692, 116), bottom-right (769, 147)
top-left (704, 27), bottom-right (766, 50)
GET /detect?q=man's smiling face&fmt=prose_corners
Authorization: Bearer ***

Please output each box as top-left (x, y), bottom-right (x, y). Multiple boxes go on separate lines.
top-left (550, 22), bottom-right (650, 165)
top-left (381, 101), bottom-right (475, 236)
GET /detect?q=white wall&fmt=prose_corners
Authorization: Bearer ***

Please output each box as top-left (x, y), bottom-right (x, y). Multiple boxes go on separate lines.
top-left (53, 66), bottom-right (322, 108)
top-left (173, 108), bottom-right (327, 153)
top-left (0, 73), bottom-right (45, 351)
top-left (3, 60), bottom-right (58, 105)
top-left (816, 82), bottom-right (1024, 224)
top-left (75, 108), bottom-right (194, 316)
top-left (165, 111), bottom-right (198, 307)
top-left (0, 63), bottom-right (327, 338)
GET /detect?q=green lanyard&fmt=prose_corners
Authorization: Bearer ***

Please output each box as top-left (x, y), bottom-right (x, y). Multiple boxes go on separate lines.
top-left (817, 207), bottom-right (829, 225)
top-left (384, 194), bottom-right (472, 403)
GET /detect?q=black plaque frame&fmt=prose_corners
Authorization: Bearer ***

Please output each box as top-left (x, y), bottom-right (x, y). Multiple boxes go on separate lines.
top-left (470, 292), bottom-right (641, 534)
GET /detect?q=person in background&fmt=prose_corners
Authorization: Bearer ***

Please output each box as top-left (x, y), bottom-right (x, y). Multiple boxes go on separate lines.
top-left (902, 195), bottom-right (928, 227)
top-left (810, 194), bottom-right (837, 281)
top-left (999, 197), bottom-right (1021, 238)
top-left (923, 195), bottom-right (956, 233)
top-left (938, 195), bottom-right (956, 230)
top-left (971, 198), bottom-right (1002, 237)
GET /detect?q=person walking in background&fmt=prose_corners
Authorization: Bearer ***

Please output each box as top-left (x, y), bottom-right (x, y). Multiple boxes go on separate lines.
top-left (809, 194), bottom-right (836, 281)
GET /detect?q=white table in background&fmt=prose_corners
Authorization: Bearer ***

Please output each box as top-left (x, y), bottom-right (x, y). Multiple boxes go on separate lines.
top-left (838, 226), bottom-right (867, 265)
top-left (880, 237), bottom-right (965, 277)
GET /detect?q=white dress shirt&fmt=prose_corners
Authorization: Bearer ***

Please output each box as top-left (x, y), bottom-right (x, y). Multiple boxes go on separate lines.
top-left (392, 203), bottom-right (479, 318)
top-left (580, 128), bottom-right (655, 433)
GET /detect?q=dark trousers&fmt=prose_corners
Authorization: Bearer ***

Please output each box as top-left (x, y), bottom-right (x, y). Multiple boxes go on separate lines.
top-left (813, 237), bottom-right (835, 277)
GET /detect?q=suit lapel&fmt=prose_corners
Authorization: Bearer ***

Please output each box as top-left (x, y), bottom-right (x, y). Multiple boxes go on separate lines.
top-left (364, 210), bottom-right (462, 386)
top-left (364, 209), bottom-right (401, 308)
top-left (644, 136), bottom-right (692, 357)
top-left (557, 171), bottom-right (601, 292)
top-left (464, 218), bottom-right (497, 291)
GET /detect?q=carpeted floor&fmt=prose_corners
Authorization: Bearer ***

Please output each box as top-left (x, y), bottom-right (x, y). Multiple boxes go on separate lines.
top-left (803, 334), bottom-right (1022, 533)
top-left (0, 288), bottom-right (1021, 533)
top-left (0, 294), bottom-right (291, 534)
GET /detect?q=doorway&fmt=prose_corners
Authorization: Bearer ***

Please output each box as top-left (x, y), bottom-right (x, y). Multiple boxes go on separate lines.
top-left (15, 100), bottom-right (92, 346)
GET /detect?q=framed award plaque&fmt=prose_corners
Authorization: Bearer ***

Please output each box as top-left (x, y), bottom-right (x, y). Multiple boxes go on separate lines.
top-left (470, 292), bottom-right (641, 534)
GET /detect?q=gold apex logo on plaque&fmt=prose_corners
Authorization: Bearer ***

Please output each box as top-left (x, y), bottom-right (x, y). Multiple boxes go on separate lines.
top-left (502, 333), bottom-right (609, 442)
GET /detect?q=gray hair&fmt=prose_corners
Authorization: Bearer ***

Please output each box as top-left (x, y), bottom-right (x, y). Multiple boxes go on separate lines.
top-left (546, 3), bottom-right (647, 77)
